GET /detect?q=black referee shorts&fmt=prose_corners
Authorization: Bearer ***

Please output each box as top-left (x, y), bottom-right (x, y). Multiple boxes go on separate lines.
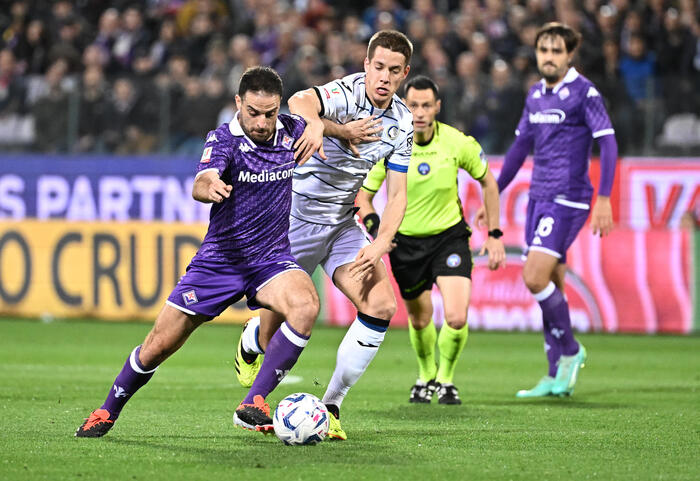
top-left (388, 218), bottom-right (473, 300)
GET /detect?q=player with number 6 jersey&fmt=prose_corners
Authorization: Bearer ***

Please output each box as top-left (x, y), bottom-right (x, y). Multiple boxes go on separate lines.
top-left (477, 22), bottom-right (619, 398)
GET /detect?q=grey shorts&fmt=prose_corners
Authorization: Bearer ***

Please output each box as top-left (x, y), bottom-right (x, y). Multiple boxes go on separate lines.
top-left (289, 215), bottom-right (371, 278)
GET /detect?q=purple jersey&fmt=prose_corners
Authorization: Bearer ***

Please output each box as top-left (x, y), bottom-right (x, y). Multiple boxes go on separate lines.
top-left (193, 113), bottom-right (306, 264)
top-left (516, 68), bottom-right (614, 205)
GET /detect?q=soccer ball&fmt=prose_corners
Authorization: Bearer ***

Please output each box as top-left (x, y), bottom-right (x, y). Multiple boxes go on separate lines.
top-left (273, 393), bottom-right (330, 445)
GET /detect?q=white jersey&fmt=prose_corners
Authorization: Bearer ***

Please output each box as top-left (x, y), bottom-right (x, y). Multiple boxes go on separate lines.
top-left (291, 72), bottom-right (413, 225)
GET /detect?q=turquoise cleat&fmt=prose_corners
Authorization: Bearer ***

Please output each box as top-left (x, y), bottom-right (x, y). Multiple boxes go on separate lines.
top-left (551, 344), bottom-right (587, 396)
top-left (515, 376), bottom-right (556, 398)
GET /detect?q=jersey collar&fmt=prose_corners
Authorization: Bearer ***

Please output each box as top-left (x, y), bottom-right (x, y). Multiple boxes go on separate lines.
top-left (229, 112), bottom-right (284, 147)
top-left (540, 67), bottom-right (579, 95)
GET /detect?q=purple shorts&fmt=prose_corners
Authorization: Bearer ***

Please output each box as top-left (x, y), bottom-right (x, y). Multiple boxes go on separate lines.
top-left (524, 199), bottom-right (590, 264)
top-left (166, 255), bottom-right (302, 318)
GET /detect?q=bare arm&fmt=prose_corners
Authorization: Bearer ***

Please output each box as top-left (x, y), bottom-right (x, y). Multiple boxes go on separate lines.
top-left (355, 188), bottom-right (377, 219)
top-left (192, 170), bottom-right (232, 204)
top-left (477, 170), bottom-right (505, 270)
top-left (288, 88), bottom-right (326, 164)
top-left (376, 168), bottom-right (407, 246)
top-left (349, 169), bottom-right (406, 280)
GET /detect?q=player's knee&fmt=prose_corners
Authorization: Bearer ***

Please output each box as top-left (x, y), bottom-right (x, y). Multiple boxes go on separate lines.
top-left (522, 269), bottom-right (548, 294)
top-left (367, 297), bottom-right (396, 320)
top-left (444, 311), bottom-right (467, 330)
top-left (286, 290), bottom-right (319, 327)
top-left (409, 314), bottom-right (432, 330)
top-left (140, 337), bottom-right (172, 366)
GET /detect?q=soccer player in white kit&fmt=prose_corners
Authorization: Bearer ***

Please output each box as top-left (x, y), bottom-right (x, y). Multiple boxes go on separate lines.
top-left (234, 30), bottom-right (414, 440)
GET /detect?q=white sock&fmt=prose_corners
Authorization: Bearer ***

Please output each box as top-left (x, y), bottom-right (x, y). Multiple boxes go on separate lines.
top-left (242, 316), bottom-right (264, 354)
top-left (322, 315), bottom-right (388, 408)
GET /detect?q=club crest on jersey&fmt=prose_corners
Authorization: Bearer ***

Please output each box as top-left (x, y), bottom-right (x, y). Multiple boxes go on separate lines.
top-left (386, 125), bottom-right (399, 140)
top-left (446, 254), bottom-right (461, 268)
top-left (417, 162), bottom-right (430, 175)
top-left (558, 87), bottom-right (570, 100)
top-left (282, 134), bottom-right (294, 150)
top-left (200, 147), bottom-right (212, 163)
top-left (182, 290), bottom-right (198, 305)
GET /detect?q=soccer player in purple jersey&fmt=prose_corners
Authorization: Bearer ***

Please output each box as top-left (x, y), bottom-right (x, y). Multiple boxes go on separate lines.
top-left (75, 67), bottom-right (320, 437)
top-left (478, 23), bottom-right (618, 397)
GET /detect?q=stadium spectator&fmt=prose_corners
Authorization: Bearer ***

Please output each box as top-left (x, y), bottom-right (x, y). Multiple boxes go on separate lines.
top-left (0, 0), bottom-right (696, 155)
top-left (112, 6), bottom-right (151, 72)
top-left (76, 65), bottom-right (110, 152)
top-left (31, 59), bottom-right (70, 152)
top-left (0, 49), bottom-right (26, 117)
top-left (14, 19), bottom-right (51, 75)
top-left (452, 51), bottom-right (489, 137)
top-left (104, 77), bottom-right (156, 154)
top-left (480, 59), bottom-right (522, 153)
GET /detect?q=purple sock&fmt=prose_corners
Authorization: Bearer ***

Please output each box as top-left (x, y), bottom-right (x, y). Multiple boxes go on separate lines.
top-left (242, 321), bottom-right (309, 404)
top-left (542, 318), bottom-right (562, 377)
top-left (101, 345), bottom-right (158, 420)
top-left (534, 282), bottom-right (579, 357)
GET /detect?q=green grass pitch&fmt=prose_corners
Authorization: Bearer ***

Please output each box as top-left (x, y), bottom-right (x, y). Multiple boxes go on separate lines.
top-left (1, 318), bottom-right (698, 480)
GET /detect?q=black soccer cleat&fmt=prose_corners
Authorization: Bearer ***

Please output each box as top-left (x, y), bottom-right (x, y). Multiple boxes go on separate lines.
top-left (75, 409), bottom-right (115, 438)
top-left (233, 395), bottom-right (274, 433)
top-left (409, 379), bottom-right (438, 403)
top-left (437, 383), bottom-right (462, 405)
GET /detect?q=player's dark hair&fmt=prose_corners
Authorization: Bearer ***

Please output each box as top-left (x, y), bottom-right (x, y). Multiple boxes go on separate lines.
top-left (238, 66), bottom-right (283, 98)
top-left (404, 75), bottom-right (439, 99)
top-left (367, 30), bottom-right (413, 66)
top-left (534, 22), bottom-right (582, 53)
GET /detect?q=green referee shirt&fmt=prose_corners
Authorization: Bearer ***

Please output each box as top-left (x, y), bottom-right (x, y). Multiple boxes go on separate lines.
top-left (361, 121), bottom-right (488, 237)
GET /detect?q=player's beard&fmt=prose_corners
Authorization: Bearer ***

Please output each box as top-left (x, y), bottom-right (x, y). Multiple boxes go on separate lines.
top-left (539, 63), bottom-right (565, 85)
top-left (243, 124), bottom-right (273, 143)
top-left (541, 72), bottom-right (560, 84)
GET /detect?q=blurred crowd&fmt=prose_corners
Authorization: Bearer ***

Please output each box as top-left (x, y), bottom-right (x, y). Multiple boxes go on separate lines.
top-left (0, 0), bottom-right (698, 155)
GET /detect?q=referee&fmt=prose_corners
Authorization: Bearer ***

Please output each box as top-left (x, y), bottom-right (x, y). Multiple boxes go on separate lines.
top-left (356, 75), bottom-right (505, 404)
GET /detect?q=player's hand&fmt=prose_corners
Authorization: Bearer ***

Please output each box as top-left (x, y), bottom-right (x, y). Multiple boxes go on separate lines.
top-left (474, 206), bottom-right (488, 228)
top-left (207, 178), bottom-right (232, 203)
top-left (294, 119), bottom-right (326, 165)
top-left (348, 238), bottom-right (392, 281)
top-left (479, 237), bottom-right (506, 270)
top-left (342, 139), bottom-right (361, 157)
top-left (343, 116), bottom-right (383, 145)
top-left (591, 196), bottom-right (613, 237)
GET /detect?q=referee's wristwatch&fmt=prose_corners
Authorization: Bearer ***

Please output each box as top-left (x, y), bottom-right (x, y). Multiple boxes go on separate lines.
top-left (488, 228), bottom-right (504, 239)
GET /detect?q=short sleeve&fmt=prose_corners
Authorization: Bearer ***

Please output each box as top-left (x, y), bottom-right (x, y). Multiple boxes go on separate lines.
top-left (385, 113), bottom-right (413, 173)
top-left (288, 114), bottom-right (307, 140)
top-left (361, 159), bottom-right (388, 193)
top-left (314, 78), bottom-right (353, 121)
top-left (458, 134), bottom-right (488, 181)
top-left (196, 129), bottom-right (229, 177)
top-left (583, 85), bottom-right (615, 138)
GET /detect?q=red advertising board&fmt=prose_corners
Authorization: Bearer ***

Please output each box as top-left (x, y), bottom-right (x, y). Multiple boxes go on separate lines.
top-left (321, 158), bottom-right (698, 334)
